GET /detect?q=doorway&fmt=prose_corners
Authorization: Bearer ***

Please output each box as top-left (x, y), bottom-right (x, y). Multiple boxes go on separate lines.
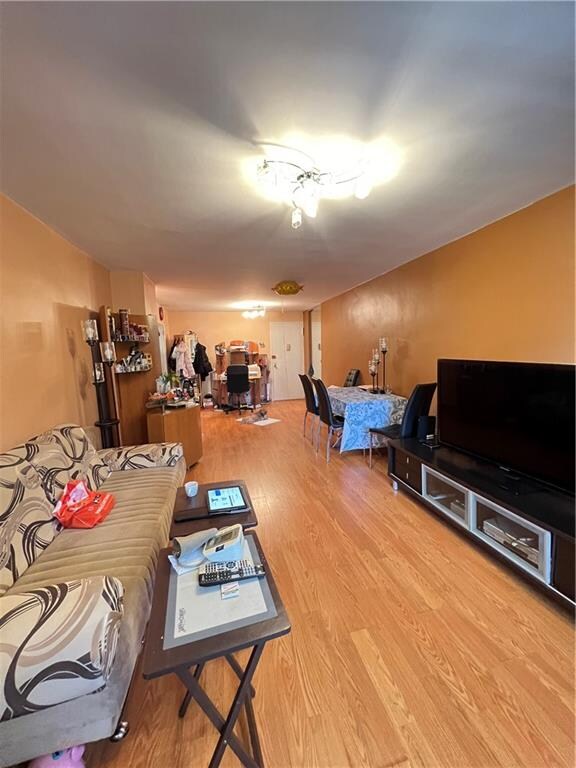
top-left (311, 307), bottom-right (322, 378)
top-left (269, 321), bottom-right (304, 400)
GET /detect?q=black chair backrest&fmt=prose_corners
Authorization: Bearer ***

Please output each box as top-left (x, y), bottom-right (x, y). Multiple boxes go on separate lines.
top-left (343, 369), bottom-right (360, 387)
top-left (312, 378), bottom-right (337, 427)
top-left (298, 374), bottom-right (318, 415)
top-left (400, 383), bottom-right (437, 438)
top-left (226, 365), bottom-right (250, 394)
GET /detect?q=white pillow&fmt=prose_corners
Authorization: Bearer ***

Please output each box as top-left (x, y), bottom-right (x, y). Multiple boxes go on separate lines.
top-left (0, 576), bottom-right (124, 720)
top-left (0, 456), bottom-right (57, 595)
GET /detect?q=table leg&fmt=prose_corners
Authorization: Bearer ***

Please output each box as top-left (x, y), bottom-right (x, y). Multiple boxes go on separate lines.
top-left (244, 687), bottom-right (264, 766)
top-left (179, 662), bottom-right (205, 718)
top-left (209, 643), bottom-right (265, 768)
top-left (175, 643), bottom-right (266, 768)
top-left (226, 654), bottom-right (255, 699)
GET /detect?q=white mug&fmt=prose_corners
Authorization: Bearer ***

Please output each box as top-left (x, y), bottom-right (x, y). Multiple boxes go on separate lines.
top-left (184, 481), bottom-right (199, 498)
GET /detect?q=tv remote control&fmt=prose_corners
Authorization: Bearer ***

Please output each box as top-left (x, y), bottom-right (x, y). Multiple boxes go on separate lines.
top-left (198, 559), bottom-right (266, 587)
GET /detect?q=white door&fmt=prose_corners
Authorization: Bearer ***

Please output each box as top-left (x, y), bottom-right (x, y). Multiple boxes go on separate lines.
top-left (311, 320), bottom-right (322, 378)
top-left (269, 321), bottom-right (304, 400)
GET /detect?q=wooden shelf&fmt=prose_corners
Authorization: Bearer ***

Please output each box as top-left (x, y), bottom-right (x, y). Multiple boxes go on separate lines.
top-left (113, 337), bottom-right (150, 345)
top-left (100, 306), bottom-right (161, 445)
top-left (115, 366), bottom-right (153, 375)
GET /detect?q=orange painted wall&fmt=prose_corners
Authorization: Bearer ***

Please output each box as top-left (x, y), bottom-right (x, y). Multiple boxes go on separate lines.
top-left (0, 194), bottom-right (112, 449)
top-left (167, 309), bottom-right (304, 364)
top-left (321, 186), bottom-right (575, 400)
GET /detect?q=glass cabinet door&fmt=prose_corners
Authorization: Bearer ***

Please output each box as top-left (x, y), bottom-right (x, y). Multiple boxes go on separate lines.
top-left (421, 467), bottom-right (469, 528)
top-left (472, 496), bottom-right (551, 583)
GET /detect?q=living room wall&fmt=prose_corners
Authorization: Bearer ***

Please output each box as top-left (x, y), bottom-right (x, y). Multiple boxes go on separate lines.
top-left (166, 309), bottom-right (304, 365)
top-left (321, 185), bottom-right (575, 400)
top-left (0, 194), bottom-right (112, 449)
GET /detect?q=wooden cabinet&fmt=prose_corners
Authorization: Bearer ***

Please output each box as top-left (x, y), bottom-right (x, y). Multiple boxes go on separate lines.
top-left (392, 448), bottom-right (422, 493)
top-left (147, 405), bottom-right (203, 469)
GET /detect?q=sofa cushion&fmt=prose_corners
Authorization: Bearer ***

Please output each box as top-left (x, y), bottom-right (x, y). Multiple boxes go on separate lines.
top-left (0, 576), bottom-right (124, 721)
top-left (10, 466), bottom-right (181, 599)
top-left (0, 455), bottom-right (57, 596)
top-left (29, 424), bottom-right (110, 493)
top-left (99, 442), bottom-right (183, 471)
top-left (28, 443), bottom-right (77, 506)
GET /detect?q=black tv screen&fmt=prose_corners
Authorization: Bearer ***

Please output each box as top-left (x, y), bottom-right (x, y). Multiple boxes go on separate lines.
top-left (437, 360), bottom-right (575, 495)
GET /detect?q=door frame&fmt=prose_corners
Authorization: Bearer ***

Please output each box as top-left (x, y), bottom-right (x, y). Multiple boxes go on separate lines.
top-left (269, 320), bottom-right (304, 401)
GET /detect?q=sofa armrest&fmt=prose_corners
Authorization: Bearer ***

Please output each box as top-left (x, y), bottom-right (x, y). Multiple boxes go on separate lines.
top-left (98, 442), bottom-right (184, 471)
top-left (0, 576), bottom-right (123, 720)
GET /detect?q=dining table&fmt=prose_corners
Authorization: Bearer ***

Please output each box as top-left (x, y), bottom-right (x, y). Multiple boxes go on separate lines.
top-left (327, 386), bottom-right (407, 452)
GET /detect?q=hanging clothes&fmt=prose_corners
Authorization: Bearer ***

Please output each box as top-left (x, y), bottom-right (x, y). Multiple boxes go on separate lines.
top-left (193, 342), bottom-right (213, 381)
top-left (168, 339), bottom-right (179, 372)
top-left (175, 340), bottom-right (195, 378)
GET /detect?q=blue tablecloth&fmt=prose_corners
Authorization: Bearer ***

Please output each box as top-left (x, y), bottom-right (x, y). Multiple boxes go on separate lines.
top-left (328, 387), bottom-right (407, 452)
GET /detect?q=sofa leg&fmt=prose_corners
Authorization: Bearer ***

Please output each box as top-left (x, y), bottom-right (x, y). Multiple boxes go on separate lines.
top-left (110, 720), bottom-right (130, 742)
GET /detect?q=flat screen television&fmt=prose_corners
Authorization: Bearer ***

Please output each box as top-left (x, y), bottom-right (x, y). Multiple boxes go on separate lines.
top-left (437, 359), bottom-right (575, 495)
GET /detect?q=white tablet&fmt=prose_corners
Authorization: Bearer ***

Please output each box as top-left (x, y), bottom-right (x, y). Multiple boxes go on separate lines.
top-left (206, 485), bottom-right (249, 513)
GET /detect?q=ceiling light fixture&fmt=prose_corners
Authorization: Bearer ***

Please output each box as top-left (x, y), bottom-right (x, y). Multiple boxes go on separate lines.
top-left (272, 280), bottom-right (303, 296)
top-left (255, 138), bottom-right (402, 228)
top-left (241, 306), bottom-right (266, 319)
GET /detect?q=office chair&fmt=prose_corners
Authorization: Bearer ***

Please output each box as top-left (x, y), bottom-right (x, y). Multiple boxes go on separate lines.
top-left (298, 373), bottom-right (319, 440)
top-left (312, 378), bottom-right (344, 462)
top-left (225, 365), bottom-right (251, 413)
top-left (343, 369), bottom-right (360, 387)
top-left (368, 382), bottom-right (437, 467)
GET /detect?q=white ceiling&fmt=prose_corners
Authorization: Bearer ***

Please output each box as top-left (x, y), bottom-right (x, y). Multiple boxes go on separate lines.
top-left (1, 2), bottom-right (574, 311)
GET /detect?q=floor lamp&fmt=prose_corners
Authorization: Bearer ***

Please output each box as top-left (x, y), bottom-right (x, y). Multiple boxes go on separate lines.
top-left (82, 319), bottom-right (120, 448)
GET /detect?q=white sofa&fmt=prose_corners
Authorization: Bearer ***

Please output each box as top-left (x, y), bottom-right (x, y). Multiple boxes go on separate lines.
top-left (0, 425), bottom-right (185, 767)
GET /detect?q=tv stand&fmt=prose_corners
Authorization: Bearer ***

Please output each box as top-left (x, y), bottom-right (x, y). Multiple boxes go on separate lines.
top-left (388, 438), bottom-right (575, 609)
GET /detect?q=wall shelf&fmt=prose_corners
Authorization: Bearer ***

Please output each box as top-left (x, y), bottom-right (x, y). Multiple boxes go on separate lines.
top-left (115, 366), bottom-right (153, 374)
top-left (100, 306), bottom-right (161, 445)
top-left (113, 336), bottom-right (150, 344)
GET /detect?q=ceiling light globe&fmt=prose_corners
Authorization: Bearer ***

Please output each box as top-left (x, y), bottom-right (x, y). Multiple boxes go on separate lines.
top-left (291, 208), bottom-right (302, 229)
top-left (354, 176), bottom-right (372, 200)
top-left (302, 195), bottom-right (319, 218)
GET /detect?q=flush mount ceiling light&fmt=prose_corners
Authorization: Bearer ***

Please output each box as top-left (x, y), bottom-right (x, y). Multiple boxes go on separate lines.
top-left (272, 280), bottom-right (303, 296)
top-left (254, 137), bottom-right (402, 229)
top-left (241, 306), bottom-right (266, 319)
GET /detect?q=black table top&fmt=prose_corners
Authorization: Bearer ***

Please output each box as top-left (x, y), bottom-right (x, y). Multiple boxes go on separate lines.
top-left (170, 480), bottom-right (258, 538)
top-left (142, 531), bottom-right (290, 679)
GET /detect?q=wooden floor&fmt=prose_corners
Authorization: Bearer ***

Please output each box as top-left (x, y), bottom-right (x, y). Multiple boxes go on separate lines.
top-left (88, 401), bottom-right (575, 768)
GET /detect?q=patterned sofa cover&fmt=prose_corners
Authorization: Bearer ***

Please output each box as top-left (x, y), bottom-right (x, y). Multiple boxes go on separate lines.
top-left (0, 425), bottom-right (186, 767)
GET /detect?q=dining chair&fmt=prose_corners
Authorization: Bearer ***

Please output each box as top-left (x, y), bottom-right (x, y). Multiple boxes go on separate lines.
top-left (312, 378), bottom-right (345, 462)
top-left (298, 373), bottom-right (319, 440)
top-left (343, 369), bottom-right (360, 387)
top-left (368, 382), bottom-right (437, 467)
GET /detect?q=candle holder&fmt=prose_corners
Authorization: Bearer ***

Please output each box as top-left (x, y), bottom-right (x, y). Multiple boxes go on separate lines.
top-left (81, 319), bottom-right (99, 345)
top-left (379, 337), bottom-right (388, 393)
top-left (368, 359), bottom-right (378, 394)
top-left (81, 319), bottom-right (119, 448)
top-left (100, 341), bottom-right (117, 365)
top-left (92, 362), bottom-right (105, 384)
